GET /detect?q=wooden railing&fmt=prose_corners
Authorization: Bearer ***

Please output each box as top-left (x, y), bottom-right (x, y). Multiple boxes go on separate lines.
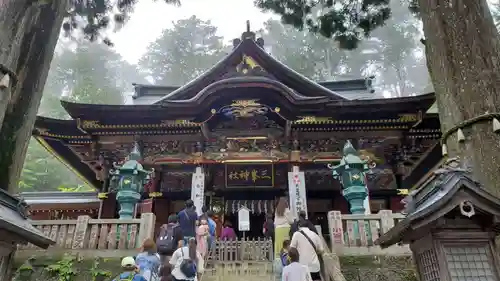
top-left (328, 210), bottom-right (410, 255)
top-left (16, 213), bottom-right (156, 259)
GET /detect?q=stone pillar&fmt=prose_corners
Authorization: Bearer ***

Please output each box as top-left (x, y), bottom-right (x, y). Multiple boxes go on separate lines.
top-left (191, 166), bottom-right (205, 217)
top-left (287, 166), bottom-right (308, 218)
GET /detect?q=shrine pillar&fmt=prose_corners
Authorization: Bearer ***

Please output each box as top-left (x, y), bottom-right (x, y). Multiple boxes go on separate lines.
top-left (191, 166), bottom-right (205, 217)
top-left (288, 166), bottom-right (308, 218)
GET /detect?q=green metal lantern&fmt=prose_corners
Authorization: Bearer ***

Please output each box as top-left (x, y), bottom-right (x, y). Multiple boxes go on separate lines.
top-left (110, 144), bottom-right (153, 219)
top-left (328, 140), bottom-right (370, 214)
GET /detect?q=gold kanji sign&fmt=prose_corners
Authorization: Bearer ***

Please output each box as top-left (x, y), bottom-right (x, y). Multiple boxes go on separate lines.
top-left (225, 164), bottom-right (274, 187)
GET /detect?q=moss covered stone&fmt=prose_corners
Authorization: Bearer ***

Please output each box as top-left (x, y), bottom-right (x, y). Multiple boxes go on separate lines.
top-left (340, 256), bottom-right (417, 281)
top-left (12, 255), bottom-right (123, 281)
top-left (12, 255), bottom-right (417, 281)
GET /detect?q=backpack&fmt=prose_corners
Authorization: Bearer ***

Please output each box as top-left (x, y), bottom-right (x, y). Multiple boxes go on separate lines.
top-left (179, 248), bottom-right (197, 278)
top-left (157, 224), bottom-right (177, 254)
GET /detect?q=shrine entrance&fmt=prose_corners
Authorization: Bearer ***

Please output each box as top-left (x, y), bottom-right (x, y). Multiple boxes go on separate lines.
top-left (208, 162), bottom-right (287, 239)
top-left (225, 212), bottom-right (266, 239)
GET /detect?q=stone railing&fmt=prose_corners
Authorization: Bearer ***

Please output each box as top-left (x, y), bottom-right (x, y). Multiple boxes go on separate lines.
top-left (328, 210), bottom-right (410, 256)
top-left (16, 213), bottom-right (156, 259)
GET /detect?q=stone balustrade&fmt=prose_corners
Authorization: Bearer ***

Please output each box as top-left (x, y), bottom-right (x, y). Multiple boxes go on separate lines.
top-left (15, 213), bottom-right (156, 259)
top-left (16, 210), bottom-right (410, 259)
top-left (328, 210), bottom-right (410, 256)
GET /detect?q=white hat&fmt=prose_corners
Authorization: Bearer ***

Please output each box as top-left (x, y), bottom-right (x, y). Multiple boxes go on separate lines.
top-left (121, 256), bottom-right (136, 268)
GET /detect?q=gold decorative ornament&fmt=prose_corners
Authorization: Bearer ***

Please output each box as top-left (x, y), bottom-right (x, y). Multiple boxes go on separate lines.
top-left (149, 192), bottom-right (163, 198)
top-left (97, 192), bottom-right (108, 199)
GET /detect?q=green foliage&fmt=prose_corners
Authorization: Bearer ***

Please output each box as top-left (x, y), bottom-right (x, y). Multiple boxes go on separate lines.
top-left (139, 15), bottom-right (227, 85)
top-left (253, 0), bottom-right (427, 52)
top-left (19, 37), bottom-right (144, 192)
top-left (45, 255), bottom-right (78, 281)
top-left (13, 258), bottom-right (35, 281)
top-left (55, 0), bottom-right (181, 46)
top-left (254, 0), bottom-right (394, 49)
top-left (18, 138), bottom-right (87, 192)
top-left (89, 258), bottom-right (113, 281)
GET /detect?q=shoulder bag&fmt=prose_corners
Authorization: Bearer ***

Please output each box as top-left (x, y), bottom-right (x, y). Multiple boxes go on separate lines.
top-left (298, 230), bottom-right (325, 280)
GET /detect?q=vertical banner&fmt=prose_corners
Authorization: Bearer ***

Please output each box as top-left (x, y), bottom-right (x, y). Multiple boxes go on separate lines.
top-left (191, 167), bottom-right (205, 217)
top-left (288, 167), bottom-right (308, 219)
top-left (363, 174), bottom-right (371, 215)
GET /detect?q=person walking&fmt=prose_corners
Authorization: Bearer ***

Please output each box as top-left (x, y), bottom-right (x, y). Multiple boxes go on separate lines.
top-left (135, 239), bottom-right (162, 281)
top-left (289, 220), bottom-right (324, 281)
top-left (263, 213), bottom-right (275, 245)
top-left (178, 200), bottom-right (198, 244)
top-left (289, 211), bottom-right (317, 238)
top-left (205, 210), bottom-right (217, 251)
top-left (220, 221), bottom-right (236, 241)
top-left (169, 238), bottom-right (204, 281)
top-left (159, 258), bottom-right (173, 281)
top-left (281, 248), bottom-right (313, 281)
top-left (274, 197), bottom-right (294, 258)
top-left (157, 214), bottom-right (184, 262)
top-left (196, 219), bottom-right (209, 258)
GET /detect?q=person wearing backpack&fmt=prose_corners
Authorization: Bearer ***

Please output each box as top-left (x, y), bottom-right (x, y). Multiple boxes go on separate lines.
top-left (170, 237), bottom-right (204, 281)
top-left (178, 200), bottom-right (198, 244)
top-left (136, 239), bottom-right (162, 281)
top-left (113, 256), bottom-right (148, 281)
top-left (157, 214), bottom-right (184, 261)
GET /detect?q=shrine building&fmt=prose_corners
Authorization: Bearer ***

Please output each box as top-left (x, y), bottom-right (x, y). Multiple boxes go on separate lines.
top-left (27, 25), bottom-right (442, 237)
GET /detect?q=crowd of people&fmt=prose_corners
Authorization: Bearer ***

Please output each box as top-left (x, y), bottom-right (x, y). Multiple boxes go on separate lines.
top-left (112, 197), bottom-right (323, 281)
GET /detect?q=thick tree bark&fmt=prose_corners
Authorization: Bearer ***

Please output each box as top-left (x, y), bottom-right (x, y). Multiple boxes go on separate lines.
top-left (418, 0), bottom-right (500, 196)
top-left (0, 0), bottom-right (33, 128)
top-left (0, 1), bottom-right (68, 191)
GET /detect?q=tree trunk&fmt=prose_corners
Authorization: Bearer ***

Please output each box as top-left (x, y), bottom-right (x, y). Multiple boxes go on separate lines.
top-left (0, 0), bottom-right (33, 129)
top-left (0, 1), bottom-right (68, 191)
top-left (418, 0), bottom-right (500, 196)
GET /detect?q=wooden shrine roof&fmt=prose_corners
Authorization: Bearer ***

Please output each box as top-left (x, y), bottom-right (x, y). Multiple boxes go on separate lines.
top-left (31, 31), bottom-right (440, 189)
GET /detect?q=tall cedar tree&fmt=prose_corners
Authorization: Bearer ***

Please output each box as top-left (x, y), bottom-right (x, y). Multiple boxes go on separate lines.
top-left (0, 0), bottom-right (177, 192)
top-left (255, 0), bottom-right (500, 196)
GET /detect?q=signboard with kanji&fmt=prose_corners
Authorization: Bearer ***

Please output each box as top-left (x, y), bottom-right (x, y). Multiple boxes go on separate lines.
top-left (225, 164), bottom-right (274, 187)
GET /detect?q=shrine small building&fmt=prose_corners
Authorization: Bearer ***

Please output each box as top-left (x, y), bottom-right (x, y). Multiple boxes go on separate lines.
top-left (29, 26), bottom-right (442, 236)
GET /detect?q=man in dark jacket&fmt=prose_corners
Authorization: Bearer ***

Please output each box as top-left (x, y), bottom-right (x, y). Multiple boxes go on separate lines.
top-left (289, 210), bottom-right (317, 237)
top-left (157, 214), bottom-right (184, 261)
top-left (178, 199), bottom-right (198, 243)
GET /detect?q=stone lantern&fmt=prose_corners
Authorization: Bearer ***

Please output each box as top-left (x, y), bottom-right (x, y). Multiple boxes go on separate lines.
top-left (110, 143), bottom-right (153, 219)
top-left (328, 140), bottom-right (370, 214)
top-left (376, 157), bottom-right (500, 281)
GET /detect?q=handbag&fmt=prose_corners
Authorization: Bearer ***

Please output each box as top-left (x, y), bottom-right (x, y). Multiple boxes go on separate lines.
top-left (298, 230), bottom-right (326, 279)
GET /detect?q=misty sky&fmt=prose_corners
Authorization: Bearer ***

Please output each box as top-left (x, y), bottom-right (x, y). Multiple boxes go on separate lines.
top-left (111, 0), bottom-right (275, 64)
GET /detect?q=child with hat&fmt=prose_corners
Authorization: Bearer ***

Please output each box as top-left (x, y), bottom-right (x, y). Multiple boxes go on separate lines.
top-left (113, 257), bottom-right (148, 281)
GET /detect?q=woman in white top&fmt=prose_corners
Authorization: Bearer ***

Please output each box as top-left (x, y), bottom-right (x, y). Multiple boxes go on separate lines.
top-left (169, 238), bottom-right (204, 281)
top-left (282, 247), bottom-right (312, 281)
top-left (274, 197), bottom-right (294, 257)
top-left (290, 220), bottom-right (324, 281)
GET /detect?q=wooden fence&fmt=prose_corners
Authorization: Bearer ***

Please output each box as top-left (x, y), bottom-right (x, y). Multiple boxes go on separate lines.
top-left (16, 213), bottom-right (156, 259)
top-left (207, 238), bottom-right (273, 262)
